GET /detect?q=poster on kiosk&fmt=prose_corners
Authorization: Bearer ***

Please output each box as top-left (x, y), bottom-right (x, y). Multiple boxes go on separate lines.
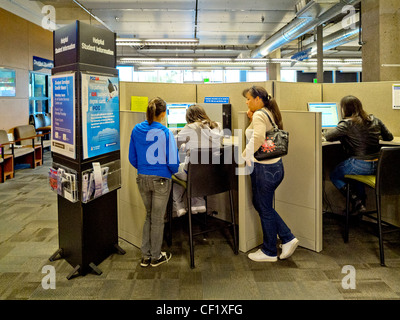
top-left (81, 73), bottom-right (120, 159)
top-left (51, 73), bottom-right (76, 159)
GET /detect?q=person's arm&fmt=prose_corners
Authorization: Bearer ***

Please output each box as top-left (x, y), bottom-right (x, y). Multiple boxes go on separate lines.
top-left (378, 118), bottom-right (394, 141)
top-left (128, 131), bottom-right (138, 169)
top-left (167, 130), bottom-right (179, 174)
top-left (324, 121), bottom-right (348, 142)
top-left (241, 111), bottom-right (269, 161)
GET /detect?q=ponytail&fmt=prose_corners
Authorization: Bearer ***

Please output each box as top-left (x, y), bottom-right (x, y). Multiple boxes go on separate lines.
top-left (146, 97), bottom-right (166, 125)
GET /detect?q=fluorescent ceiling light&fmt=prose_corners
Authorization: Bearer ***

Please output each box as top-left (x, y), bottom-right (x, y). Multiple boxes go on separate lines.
top-left (116, 38), bottom-right (199, 46)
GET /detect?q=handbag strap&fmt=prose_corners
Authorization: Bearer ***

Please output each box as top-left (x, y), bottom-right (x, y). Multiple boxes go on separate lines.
top-left (256, 108), bottom-right (277, 129)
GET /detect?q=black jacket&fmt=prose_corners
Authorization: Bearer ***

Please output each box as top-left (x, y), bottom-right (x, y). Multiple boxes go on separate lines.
top-left (324, 115), bottom-right (393, 160)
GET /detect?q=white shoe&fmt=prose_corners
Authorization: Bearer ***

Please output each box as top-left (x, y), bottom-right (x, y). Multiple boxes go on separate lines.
top-left (279, 238), bottom-right (299, 259)
top-left (248, 249), bottom-right (277, 262)
top-left (176, 208), bottom-right (187, 217)
top-left (191, 205), bottom-right (206, 214)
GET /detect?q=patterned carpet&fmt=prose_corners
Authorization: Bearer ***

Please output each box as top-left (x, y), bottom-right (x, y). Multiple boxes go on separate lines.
top-left (1, 151), bottom-right (400, 301)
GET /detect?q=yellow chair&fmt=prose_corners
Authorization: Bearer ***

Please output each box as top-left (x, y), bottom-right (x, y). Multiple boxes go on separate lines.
top-left (344, 146), bottom-right (400, 266)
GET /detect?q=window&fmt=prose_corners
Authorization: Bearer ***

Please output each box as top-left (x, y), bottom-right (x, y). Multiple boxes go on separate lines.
top-left (29, 72), bottom-right (50, 114)
top-left (0, 68), bottom-right (16, 97)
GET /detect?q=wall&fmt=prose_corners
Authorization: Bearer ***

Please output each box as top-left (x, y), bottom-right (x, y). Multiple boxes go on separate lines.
top-left (0, 8), bottom-right (53, 132)
top-left (119, 81), bottom-right (197, 111)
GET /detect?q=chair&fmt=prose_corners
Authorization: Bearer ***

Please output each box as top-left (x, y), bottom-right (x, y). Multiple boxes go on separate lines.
top-left (344, 146), bottom-right (400, 266)
top-left (183, 146), bottom-right (238, 268)
top-left (0, 130), bottom-right (14, 182)
top-left (14, 124), bottom-right (48, 164)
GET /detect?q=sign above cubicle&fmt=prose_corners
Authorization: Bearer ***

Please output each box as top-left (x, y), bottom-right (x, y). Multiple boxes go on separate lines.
top-left (54, 21), bottom-right (116, 68)
top-left (204, 97), bottom-right (229, 103)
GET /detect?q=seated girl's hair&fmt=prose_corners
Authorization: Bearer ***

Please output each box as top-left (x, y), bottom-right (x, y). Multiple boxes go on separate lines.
top-left (340, 95), bottom-right (371, 125)
top-left (185, 104), bottom-right (218, 129)
top-left (147, 97), bottom-right (167, 125)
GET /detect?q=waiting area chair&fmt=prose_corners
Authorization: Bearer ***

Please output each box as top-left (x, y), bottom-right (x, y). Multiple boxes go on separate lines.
top-left (0, 129), bottom-right (37, 181)
top-left (169, 146), bottom-right (238, 268)
top-left (344, 146), bottom-right (400, 266)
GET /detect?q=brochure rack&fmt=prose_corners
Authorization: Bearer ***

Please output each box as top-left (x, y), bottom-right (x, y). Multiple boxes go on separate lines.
top-left (48, 21), bottom-right (125, 280)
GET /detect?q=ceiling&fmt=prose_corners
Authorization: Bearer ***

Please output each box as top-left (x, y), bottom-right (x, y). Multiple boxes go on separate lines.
top-left (2, 0), bottom-right (363, 71)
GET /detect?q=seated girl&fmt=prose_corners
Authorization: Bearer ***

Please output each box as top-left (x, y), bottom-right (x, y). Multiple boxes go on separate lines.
top-left (173, 104), bottom-right (224, 216)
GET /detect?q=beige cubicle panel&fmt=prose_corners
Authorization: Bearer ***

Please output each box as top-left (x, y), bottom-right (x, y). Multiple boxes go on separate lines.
top-left (196, 81), bottom-right (273, 131)
top-left (323, 81), bottom-right (400, 136)
top-left (237, 110), bottom-right (323, 253)
top-left (274, 81), bottom-right (322, 111)
top-left (118, 110), bottom-right (147, 247)
top-left (119, 82), bottom-right (197, 111)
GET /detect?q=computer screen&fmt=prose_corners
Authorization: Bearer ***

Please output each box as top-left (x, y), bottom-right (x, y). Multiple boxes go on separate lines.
top-left (307, 102), bottom-right (341, 129)
top-left (166, 103), bottom-right (193, 128)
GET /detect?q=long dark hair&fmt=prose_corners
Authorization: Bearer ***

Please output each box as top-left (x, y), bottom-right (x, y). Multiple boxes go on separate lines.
top-left (146, 97), bottom-right (166, 125)
top-left (242, 86), bottom-right (283, 129)
top-left (340, 95), bottom-right (371, 125)
top-left (185, 104), bottom-right (219, 129)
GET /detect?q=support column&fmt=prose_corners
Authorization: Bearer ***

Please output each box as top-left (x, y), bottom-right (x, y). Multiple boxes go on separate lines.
top-left (266, 48), bottom-right (281, 81)
top-left (316, 25), bottom-right (324, 84)
top-left (362, 0), bottom-right (400, 81)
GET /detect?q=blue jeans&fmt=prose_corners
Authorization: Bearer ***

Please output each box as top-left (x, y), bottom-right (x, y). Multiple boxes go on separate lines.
top-left (136, 174), bottom-right (171, 260)
top-left (250, 160), bottom-right (295, 256)
top-left (330, 157), bottom-right (378, 197)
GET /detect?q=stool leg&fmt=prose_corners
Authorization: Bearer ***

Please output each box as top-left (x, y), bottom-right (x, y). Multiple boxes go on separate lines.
top-left (345, 183), bottom-right (351, 243)
top-left (376, 194), bottom-right (385, 266)
top-left (229, 190), bottom-right (238, 255)
top-left (187, 197), bottom-right (195, 268)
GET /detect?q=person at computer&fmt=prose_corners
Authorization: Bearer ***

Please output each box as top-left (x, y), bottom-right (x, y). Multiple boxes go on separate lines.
top-left (128, 97), bottom-right (179, 267)
top-left (173, 104), bottom-right (224, 217)
top-left (324, 95), bottom-right (394, 212)
top-left (242, 86), bottom-right (299, 262)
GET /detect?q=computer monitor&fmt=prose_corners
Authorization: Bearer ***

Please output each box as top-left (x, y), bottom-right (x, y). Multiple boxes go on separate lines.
top-left (307, 102), bottom-right (341, 130)
top-left (166, 103), bottom-right (193, 129)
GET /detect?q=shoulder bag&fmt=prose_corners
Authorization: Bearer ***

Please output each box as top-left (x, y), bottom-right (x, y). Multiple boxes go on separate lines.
top-left (253, 108), bottom-right (289, 161)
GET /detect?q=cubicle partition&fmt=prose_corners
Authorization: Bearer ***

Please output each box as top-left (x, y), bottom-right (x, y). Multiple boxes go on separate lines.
top-left (119, 82), bottom-right (197, 111)
top-left (323, 81), bottom-right (400, 137)
top-left (118, 111), bottom-right (146, 247)
top-left (274, 81), bottom-right (322, 111)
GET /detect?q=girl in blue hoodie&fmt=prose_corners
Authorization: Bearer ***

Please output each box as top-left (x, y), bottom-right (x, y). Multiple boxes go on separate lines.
top-left (129, 97), bottom-right (179, 267)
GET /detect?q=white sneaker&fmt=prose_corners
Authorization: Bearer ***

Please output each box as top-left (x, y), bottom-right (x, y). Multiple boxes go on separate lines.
top-left (248, 249), bottom-right (277, 262)
top-left (176, 208), bottom-right (187, 217)
top-left (279, 238), bottom-right (299, 259)
top-left (191, 205), bottom-right (206, 214)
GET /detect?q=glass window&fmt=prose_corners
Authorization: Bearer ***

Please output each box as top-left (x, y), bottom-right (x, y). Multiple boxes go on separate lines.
top-left (0, 68), bottom-right (16, 97)
top-left (29, 72), bottom-right (50, 114)
top-left (247, 71), bottom-right (267, 82)
top-left (280, 70), bottom-right (297, 82)
top-left (117, 66), bottom-right (133, 81)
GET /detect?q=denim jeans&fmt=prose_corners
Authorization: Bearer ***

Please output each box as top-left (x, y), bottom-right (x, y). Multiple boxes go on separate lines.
top-left (136, 174), bottom-right (171, 260)
top-left (330, 157), bottom-right (378, 197)
top-left (250, 160), bottom-right (295, 256)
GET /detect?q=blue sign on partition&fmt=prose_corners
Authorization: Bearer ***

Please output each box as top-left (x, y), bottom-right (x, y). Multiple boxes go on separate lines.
top-left (204, 97), bottom-right (230, 103)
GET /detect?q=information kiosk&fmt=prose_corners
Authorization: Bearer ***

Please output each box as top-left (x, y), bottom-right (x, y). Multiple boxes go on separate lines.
top-left (49, 21), bottom-right (125, 279)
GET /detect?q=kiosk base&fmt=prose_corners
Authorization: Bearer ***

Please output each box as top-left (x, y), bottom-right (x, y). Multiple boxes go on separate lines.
top-left (50, 190), bottom-right (126, 279)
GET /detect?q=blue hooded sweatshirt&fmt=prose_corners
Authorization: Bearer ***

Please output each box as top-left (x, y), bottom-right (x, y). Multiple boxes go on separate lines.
top-left (129, 120), bottom-right (179, 178)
